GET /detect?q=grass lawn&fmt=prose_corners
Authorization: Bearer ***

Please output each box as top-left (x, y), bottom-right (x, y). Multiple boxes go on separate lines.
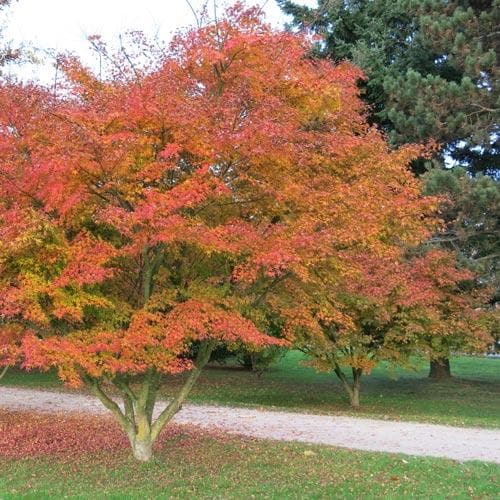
top-left (0, 412), bottom-right (498, 499)
top-left (3, 352), bottom-right (500, 428)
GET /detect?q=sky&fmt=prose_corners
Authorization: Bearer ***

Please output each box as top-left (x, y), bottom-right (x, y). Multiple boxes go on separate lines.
top-left (3, 0), bottom-right (317, 83)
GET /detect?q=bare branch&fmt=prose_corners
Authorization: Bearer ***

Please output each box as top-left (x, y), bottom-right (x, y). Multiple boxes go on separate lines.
top-left (151, 341), bottom-right (214, 442)
top-left (84, 376), bottom-right (132, 435)
top-left (184, 0), bottom-right (201, 28)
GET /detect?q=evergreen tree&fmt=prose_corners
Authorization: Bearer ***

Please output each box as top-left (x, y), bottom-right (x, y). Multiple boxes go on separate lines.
top-left (279, 0), bottom-right (499, 175)
top-left (423, 167), bottom-right (500, 288)
top-left (422, 166), bottom-right (499, 377)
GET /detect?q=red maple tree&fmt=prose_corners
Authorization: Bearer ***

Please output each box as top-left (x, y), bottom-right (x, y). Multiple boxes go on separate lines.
top-left (0, 4), bottom-right (438, 458)
top-left (286, 247), bottom-right (492, 407)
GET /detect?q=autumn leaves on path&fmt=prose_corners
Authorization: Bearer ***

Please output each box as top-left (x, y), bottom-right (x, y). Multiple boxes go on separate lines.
top-left (2, 387), bottom-right (499, 464)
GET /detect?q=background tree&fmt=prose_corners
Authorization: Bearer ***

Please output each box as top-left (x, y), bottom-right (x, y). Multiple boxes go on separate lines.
top-left (279, 0), bottom-right (499, 175)
top-left (0, 0), bottom-right (19, 73)
top-left (422, 167), bottom-right (499, 376)
top-left (423, 167), bottom-right (499, 293)
top-left (209, 342), bottom-right (287, 373)
top-left (406, 249), bottom-right (494, 379)
top-left (0, 4), bottom-right (434, 460)
top-left (286, 249), bottom-right (491, 405)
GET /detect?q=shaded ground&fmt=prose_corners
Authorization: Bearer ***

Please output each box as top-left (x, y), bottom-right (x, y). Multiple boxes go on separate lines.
top-left (1, 387), bottom-right (499, 463)
top-left (0, 410), bottom-right (498, 499)
top-left (4, 352), bottom-right (500, 427)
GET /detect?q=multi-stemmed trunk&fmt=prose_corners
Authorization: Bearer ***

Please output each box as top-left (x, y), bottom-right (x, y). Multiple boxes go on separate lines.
top-left (86, 246), bottom-right (218, 461)
top-left (86, 341), bottom-right (214, 461)
top-left (87, 244), bottom-right (214, 461)
top-left (333, 365), bottom-right (363, 408)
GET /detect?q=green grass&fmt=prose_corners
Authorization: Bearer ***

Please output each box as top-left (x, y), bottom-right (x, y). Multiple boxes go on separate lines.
top-left (4, 352), bottom-right (500, 428)
top-left (0, 434), bottom-right (498, 499)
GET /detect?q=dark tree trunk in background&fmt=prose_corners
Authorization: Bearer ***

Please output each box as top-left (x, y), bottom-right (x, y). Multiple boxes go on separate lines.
top-left (429, 357), bottom-right (451, 379)
top-left (350, 368), bottom-right (362, 408)
top-left (241, 354), bottom-right (256, 371)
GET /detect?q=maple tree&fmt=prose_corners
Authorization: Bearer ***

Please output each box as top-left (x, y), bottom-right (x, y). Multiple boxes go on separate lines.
top-left (0, 0), bottom-right (23, 383)
top-left (407, 249), bottom-right (494, 379)
top-left (0, 4), bottom-right (437, 458)
top-left (286, 247), bottom-right (492, 406)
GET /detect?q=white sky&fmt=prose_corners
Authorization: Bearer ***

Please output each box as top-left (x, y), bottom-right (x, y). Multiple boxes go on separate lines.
top-left (3, 0), bottom-right (317, 83)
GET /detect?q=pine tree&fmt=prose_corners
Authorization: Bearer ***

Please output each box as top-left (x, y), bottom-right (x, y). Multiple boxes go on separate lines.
top-left (423, 167), bottom-right (500, 284)
top-left (279, 0), bottom-right (499, 175)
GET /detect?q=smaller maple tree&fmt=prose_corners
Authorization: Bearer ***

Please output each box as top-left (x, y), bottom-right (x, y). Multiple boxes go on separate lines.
top-left (286, 248), bottom-right (492, 407)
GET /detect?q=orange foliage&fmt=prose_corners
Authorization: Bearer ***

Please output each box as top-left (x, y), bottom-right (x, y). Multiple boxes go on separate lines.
top-left (287, 247), bottom-right (492, 381)
top-left (0, 4), bottom-right (436, 385)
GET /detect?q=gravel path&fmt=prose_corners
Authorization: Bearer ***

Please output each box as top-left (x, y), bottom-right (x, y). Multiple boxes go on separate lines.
top-left (1, 387), bottom-right (499, 464)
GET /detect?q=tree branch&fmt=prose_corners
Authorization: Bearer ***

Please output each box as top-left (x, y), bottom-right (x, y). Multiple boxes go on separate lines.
top-left (333, 362), bottom-right (354, 399)
top-left (85, 376), bottom-right (132, 434)
top-left (151, 341), bottom-right (214, 442)
top-left (184, 0), bottom-right (201, 28)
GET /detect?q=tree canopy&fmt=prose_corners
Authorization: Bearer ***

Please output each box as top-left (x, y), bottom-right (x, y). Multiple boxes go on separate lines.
top-left (423, 167), bottom-right (499, 296)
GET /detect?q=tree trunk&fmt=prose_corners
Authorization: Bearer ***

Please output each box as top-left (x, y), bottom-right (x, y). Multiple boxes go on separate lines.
top-left (129, 407), bottom-right (154, 462)
top-left (350, 388), bottom-right (360, 408)
top-left (131, 438), bottom-right (152, 461)
top-left (350, 368), bottom-right (362, 408)
top-left (241, 354), bottom-right (254, 371)
top-left (86, 341), bottom-right (214, 462)
top-left (333, 364), bottom-right (363, 408)
top-left (429, 357), bottom-right (451, 380)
